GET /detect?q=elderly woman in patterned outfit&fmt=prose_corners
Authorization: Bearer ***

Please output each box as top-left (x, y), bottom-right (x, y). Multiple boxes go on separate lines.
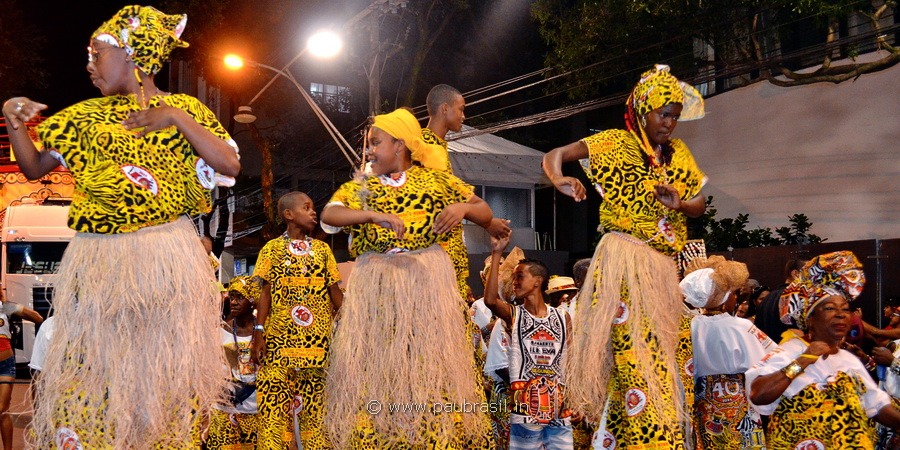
top-left (2, 5), bottom-right (239, 448)
top-left (747, 251), bottom-right (900, 449)
top-left (542, 64), bottom-right (707, 448)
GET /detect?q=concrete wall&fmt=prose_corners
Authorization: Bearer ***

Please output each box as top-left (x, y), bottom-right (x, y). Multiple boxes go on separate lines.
top-left (676, 52), bottom-right (900, 242)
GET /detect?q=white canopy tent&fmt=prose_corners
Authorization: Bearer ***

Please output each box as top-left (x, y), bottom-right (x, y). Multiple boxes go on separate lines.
top-left (447, 126), bottom-right (552, 252)
top-left (447, 125), bottom-right (550, 188)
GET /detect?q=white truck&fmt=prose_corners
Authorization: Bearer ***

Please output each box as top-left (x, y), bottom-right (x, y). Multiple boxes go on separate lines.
top-left (1, 202), bottom-right (73, 364)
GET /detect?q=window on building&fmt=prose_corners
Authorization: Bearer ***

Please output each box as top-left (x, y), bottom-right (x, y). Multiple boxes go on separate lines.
top-left (310, 82), bottom-right (351, 114)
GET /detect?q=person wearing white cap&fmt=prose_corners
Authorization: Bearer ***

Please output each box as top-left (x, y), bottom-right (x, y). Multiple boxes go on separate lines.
top-left (683, 256), bottom-right (774, 449)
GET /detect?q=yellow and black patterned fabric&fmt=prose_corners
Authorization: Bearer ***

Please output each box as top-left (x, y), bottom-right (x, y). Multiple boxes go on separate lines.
top-left (253, 236), bottom-right (340, 369)
top-left (256, 367), bottom-right (328, 449)
top-left (420, 128), bottom-right (455, 173)
top-left (36, 94), bottom-right (236, 234)
top-left (92, 5), bottom-right (188, 76)
top-left (421, 127), bottom-right (470, 299)
top-left (204, 407), bottom-right (258, 450)
top-left (582, 130), bottom-right (705, 255)
top-left (767, 372), bottom-right (877, 449)
top-left (328, 165), bottom-right (473, 256)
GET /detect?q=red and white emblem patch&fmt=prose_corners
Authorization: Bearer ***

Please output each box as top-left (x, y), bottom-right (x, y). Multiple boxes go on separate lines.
top-left (658, 217), bottom-right (676, 243)
top-left (291, 305), bottom-right (314, 327)
top-left (596, 430), bottom-right (616, 450)
top-left (685, 358), bottom-right (694, 377)
top-left (794, 439), bottom-right (825, 450)
top-left (624, 388), bottom-right (647, 416)
top-left (612, 301), bottom-right (629, 325)
top-left (121, 165), bottom-right (159, 195)
top-left (55, 427), bottom-right (83, 450)
top-left (288, 239), bottom-right (312, 256)
top-left (196, 158), bottom-right (216, 189)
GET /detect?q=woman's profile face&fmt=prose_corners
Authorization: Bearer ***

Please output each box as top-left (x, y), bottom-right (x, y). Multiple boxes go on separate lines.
top-left (807, 295), bottom-right (851, 342)
top-left (644, 103), bottom-right (683, 148)
top-left (86, 39), bottom-right (131, 96)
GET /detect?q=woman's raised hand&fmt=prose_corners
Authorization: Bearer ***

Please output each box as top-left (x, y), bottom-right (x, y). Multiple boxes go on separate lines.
top-left (2, 97), bottom-right (48, 130)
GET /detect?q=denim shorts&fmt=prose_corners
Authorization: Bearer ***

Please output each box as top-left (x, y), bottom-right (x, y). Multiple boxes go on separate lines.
top-left (509, 423), bottom-right (574, 450)
top-left (0, 354), bottom-right (16, 378)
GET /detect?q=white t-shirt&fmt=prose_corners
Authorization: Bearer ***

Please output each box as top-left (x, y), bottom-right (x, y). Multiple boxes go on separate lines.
top-left (0, 302), bottom-right (25, 341)
top-left (745, 338), bottom-right (891, 416)
top-left (484, 319), bottom-right (510, 383)
top-left (471, 298), bottom-right (493, 330)
top-left (217, 327), bottom-right (257, 415)
top-left (691, 313), bottom-right (775, 377)
top-left (28, 315), bottom-right (55, 371)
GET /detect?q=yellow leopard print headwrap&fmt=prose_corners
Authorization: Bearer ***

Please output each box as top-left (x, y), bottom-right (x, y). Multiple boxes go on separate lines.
top-left (372, 109), bottom-right (448, 171)
top-left (227, 275), bottom-right (261, 303)
top-left (630, 64), bottom-right (705, 120)
top-left (92, 5), bottom-right (188, 76)
top-left (780, 251), bottom-right (865, 332)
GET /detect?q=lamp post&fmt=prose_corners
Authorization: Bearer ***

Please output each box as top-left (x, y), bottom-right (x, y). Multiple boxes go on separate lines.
top-left (225, 30), bottom-right (357, 239)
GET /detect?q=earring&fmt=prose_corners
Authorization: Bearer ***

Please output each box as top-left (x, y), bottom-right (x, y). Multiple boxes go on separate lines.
top-left (640, 115), bottom-right (647, 128)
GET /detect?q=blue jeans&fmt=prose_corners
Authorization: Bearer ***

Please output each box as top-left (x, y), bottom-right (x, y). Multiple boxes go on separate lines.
top-left (509, 423), bottom-right (574, 450)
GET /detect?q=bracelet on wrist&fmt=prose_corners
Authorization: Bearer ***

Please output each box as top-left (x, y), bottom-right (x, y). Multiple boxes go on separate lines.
top-left (781, 360), bottom-right (804, 380)
top-left (253, 324), bottom-right (265, 333)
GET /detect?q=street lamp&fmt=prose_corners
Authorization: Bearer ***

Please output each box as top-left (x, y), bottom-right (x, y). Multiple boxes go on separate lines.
top-left (224, 29), bottom-right (357, 241)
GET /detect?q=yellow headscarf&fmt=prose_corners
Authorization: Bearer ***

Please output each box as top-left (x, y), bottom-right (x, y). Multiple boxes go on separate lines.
top-left (372, 109), bottom-right (448, 171)
top-left (227, 275), bottom-right (261, 304)
top-left (92, 5), bottom-right (189, 76)
top-left (630, 64), bottom-right (705, 121)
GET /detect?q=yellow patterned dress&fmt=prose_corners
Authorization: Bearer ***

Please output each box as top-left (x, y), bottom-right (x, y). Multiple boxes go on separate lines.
top-left (32, 93), bottom-right (237, 449)
top-left (421, 127), bottom-right (470, 300)
top-left (253, 236), bottom-right (341, 449)
top-left (577, 130), bottom-right (705, 449)
top-left (325, 166), bottom-right (494, 449)
top-left (746, 338), bottom-right (890, 449)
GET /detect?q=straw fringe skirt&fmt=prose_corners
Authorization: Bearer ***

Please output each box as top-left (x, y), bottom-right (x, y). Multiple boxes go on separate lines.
top-left (565, 232), bottom-right (688, 445)
top-left (31, 217), bottom-right (228, 449)
top-left (325, 245), bottom-right (491, 449)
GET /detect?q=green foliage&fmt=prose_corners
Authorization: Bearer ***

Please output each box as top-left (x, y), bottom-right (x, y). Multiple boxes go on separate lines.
top-left (530, 0), bottom-right (893, 97)
top-left (691, 196), bottom-right (824, 251)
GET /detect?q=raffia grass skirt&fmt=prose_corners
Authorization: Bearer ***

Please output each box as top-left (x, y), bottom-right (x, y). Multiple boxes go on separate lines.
top-left (325, 244), bottom-right (489, 449)
top-left (31, 217), bottom-right (228, 449)
top-left (565, 232), bottom-right (687, 434)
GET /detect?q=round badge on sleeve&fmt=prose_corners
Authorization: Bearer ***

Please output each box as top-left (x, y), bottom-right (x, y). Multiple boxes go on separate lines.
top-left (55, 427), bottom-right (83, 450)
top-left (195, 159), bottom-right (216, 189)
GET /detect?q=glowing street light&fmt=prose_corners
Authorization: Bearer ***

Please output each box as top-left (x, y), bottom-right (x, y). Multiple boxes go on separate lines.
top-left (223, 29), bottom-right (343, 122)
top-left (307, 30), bottom-right (342, 59)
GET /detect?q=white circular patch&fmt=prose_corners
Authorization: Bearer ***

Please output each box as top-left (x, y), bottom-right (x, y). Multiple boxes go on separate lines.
top-left (291, 305), bottom-right (314, 327)
top-left (292, 394), bottom-right (304, 414)
top-left (378, 171), bottom-right (407, 187)
top-left (121, 165), bottom-right (159, 195)
top-left (612, 301), bottom-right (629, 325)
top-left (55, 427), bottom-right (83, 450)
top-left (794, 439), bottom-right (825, 450)
top-left (658, 217), bottom-right (676, 243)
top-left (228, 413), bottom-right (239, 427)
top-left (195, 158), bottom-right (216, 189)
top-left (597, 430), bottom-right (616, 450)
top-left (287, 239), bottom-right (312, 256)
top-left (624, 388), bottom-right (647, 416)
top-left (685, 358), bottom-right (695, 377)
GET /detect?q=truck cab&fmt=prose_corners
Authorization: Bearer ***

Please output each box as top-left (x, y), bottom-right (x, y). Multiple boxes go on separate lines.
top-left (1, 202), bottom-right (73, 364)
